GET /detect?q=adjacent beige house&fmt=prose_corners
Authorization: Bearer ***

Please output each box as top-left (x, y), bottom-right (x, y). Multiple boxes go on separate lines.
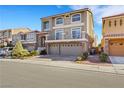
top-left (0, 28), bottom-right (31, 47)
top-left (12, 30), bottom-right (39, 51)
top-left (101, 13), bottom-right (124, 56)
top-left (41, 8), bottom-right (95, 56)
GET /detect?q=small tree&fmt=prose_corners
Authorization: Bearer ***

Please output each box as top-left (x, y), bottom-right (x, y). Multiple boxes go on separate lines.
top-left (12, 41), bottom-right (29, 58)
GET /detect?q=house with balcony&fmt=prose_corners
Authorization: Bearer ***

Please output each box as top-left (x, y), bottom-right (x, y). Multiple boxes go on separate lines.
top-left (101, 13), bottom-right (124, 56)
top-left (41, 8), bottom-right (95, 56)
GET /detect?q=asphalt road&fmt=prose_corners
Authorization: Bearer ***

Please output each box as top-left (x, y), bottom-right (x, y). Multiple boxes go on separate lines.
top-left (0, 62), bottom-right (124, 88)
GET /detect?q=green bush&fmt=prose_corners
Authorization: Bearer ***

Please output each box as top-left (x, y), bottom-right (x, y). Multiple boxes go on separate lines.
top-left (76, 52), bottom-right (88, 61)
top-left (12, 41), bottom-right (30, 59)
top-left (40, 49), bottom-right (47, 55)
top-left (99, 53), bottom-right (108, 62)
top-left (83, 52), bottom-right (88, 59)
top-left (30, 50), bottom-right (39, 56)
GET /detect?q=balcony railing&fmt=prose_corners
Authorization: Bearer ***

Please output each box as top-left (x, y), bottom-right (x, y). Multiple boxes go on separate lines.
top-left (45, 31), bottom-right (88, 41)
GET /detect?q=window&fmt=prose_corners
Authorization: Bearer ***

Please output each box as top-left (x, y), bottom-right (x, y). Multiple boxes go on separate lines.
top-left (56, 18), bottom-right (63, 25)
top-left (109, 21), bottom-right (111, 27)
top-left (72, 14), bottom-right (81, 22)
top-left (114, 20), bottom-right (117, 26)
top-left (71, 28), bottom-right (81, 39)
top-left (44, 21), bottom-right (49, 30)
top-left (55, 29), bottom-right (63, 40)
top-left (21, 34), bottom-right (26, 40)
top-left (120, 19), bottom-right (122, 26)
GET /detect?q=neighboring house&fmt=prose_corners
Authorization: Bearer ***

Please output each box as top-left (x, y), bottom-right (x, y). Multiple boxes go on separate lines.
top-left (0, 28), bottom-right (31, 47)
top-left (12, 30), bottom-right (39, 51)
top-left (102, 13), bottom-right (124, 56)
top-left (41, 8), bottom-right (95, 56)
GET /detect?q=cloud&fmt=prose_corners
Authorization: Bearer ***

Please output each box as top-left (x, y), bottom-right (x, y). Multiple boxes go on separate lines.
top-left (69, 5), bottom-right (124, 24)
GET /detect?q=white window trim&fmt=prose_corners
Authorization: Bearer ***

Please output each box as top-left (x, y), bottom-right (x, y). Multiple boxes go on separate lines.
top-left (71, 13), bottom-right (81, 23)
top-left (55, 17), bottom-right (64, 26)
top-left (55, 29), bottom-right (64, 40)
top-left (71, 27), bottom-right (81, 39)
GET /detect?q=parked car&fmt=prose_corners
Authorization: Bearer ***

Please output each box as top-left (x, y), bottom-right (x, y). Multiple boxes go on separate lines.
top-left (0, 47), bottom-right (13, 57)
top-left (0, 48), bottom-right (6, 56)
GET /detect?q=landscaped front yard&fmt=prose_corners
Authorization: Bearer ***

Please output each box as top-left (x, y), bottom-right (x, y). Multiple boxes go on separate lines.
top-left (76, 55), bottom-right (112, 66)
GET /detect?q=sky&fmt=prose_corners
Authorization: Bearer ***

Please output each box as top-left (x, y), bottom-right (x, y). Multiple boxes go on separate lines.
top-left (0, 5), bottom-right (124, 44)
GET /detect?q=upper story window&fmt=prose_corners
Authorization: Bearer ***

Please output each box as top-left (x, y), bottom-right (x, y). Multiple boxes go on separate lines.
top-left (120, 19), bottom-right (122, 26)
top-left (114, 20), bottom-right (117, 26)
top-left (71, 14), bottom-right (81, 22)
top-left (109, 21), bottom-right (111, 27)
top-left (56, 18), bottom-right (64, 25)
top-left (21, 34), bottom-right (26, 40)
top-left (55, 29), bottom-right (63, 40)
top-left (71, 27), bottom-right (81, 39)
top-left (44, 21), bottom-right (49, 30)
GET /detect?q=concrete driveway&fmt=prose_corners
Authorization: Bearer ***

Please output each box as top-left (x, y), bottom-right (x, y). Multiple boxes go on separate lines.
top-left (109, 56), bottom-right (124, 74)
top-left (109, 56), bottom-right (124, 64)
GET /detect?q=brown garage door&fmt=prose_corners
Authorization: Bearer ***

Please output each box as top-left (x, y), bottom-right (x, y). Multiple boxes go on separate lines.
top-left (109, 40), bottom-right (124, 56)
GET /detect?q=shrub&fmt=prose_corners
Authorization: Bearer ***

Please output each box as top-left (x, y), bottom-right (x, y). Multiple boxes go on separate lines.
top-left (12, 41), bottom-right (30, 59)
top-left (83, 52), bottom-right (88, 59)
top-left (99, 53), bottom-right (108, 62)
top-left (76, 52), bottom-right (88, 61)
top-left (30, 50), bottom-right (39, 56)
top-left (40, 49), bottom-right (47, 55)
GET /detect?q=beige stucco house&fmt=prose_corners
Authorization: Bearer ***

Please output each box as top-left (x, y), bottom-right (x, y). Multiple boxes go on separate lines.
top-left (0, 28), bottom-right (31, 47)
top-left (101, 13), bottom-right (124, 56)
top-left (12, 30), bottom-right (39, 51)
top-left (41, 8), bottom-right (95, 56)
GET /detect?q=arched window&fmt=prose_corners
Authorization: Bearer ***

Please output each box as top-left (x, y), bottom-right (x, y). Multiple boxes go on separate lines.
top-left (56, 18), bottom-right (63, 25)
top-left (72, 14), bottom-right (81, 22)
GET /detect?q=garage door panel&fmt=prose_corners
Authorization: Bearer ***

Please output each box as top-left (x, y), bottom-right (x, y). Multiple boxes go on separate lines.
top-left (49, 44), bottom-right (59, 55)
top-left (109, 41), bottom-right (124, 56)
top-left (61, 44), bottom-right (82, 56)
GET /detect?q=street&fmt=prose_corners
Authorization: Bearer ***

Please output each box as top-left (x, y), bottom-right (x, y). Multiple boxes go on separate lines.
top-left (0, 61), bottom-right (124, 88)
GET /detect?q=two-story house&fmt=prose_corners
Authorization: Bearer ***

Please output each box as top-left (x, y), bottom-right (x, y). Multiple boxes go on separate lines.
top-left (12, 30), bottom-right (39, 51)
top-left (102, 13), bottom-right (124, 56)
top-left (0, 28), bottom-right (31, 47)
top-left (41, 8), bottom-right (95, 56)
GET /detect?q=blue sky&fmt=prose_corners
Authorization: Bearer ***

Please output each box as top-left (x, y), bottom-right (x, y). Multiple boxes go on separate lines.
top-left (0, 5), bottom-right (124, 43)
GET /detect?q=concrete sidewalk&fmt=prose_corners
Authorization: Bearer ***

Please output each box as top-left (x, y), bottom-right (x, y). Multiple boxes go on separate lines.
top-left (0, 58), bottom-right (119, 75)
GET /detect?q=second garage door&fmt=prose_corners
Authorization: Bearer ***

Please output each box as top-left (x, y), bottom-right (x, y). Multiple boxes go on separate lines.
top-left (60, 43), bottom-right (83, 56)
top-left (109, 40), bottom-right (124, 56)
